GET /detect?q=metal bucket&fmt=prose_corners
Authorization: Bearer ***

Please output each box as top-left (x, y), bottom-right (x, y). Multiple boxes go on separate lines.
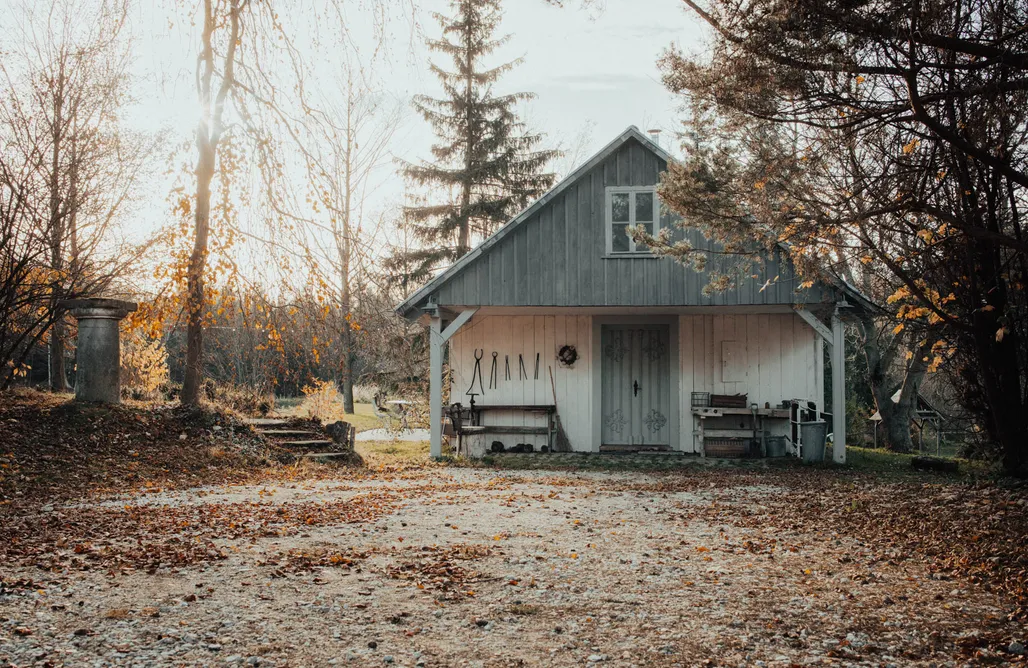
top-left (800, 421), bottom-right (828, 463)
top-left (765, 436), bottom-right (787, 458)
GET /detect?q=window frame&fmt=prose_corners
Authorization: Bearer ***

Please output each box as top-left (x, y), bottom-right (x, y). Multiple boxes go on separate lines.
top-left (605, 186), bottom-right (660, 256)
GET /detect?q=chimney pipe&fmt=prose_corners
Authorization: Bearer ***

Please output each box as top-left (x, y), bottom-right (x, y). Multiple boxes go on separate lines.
top-left (647, 128), bottom-right (662, 146)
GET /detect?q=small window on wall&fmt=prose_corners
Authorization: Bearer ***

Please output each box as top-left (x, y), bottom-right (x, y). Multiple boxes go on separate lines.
top-left (606, 187), bottom-right (659, 255)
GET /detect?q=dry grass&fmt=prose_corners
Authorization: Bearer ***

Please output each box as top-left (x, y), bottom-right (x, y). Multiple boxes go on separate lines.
top-left (355, 439), bottom-right (429, 466)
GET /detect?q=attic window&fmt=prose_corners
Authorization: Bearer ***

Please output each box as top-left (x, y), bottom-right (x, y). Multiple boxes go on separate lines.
top-left (606, 187), bottom-right (659, 254)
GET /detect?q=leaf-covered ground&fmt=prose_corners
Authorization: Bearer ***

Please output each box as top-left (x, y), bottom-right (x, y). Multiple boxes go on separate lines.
top-left (1, 394), bottom-right (1027, 666)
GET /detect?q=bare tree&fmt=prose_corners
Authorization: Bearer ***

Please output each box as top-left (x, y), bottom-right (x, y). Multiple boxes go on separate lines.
top-left (178, 0), bottom-right (410, 406)
top-left (0, 0), bottom-right (156, 391)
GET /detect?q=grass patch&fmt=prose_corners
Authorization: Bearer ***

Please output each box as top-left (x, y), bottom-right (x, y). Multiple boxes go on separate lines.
top-left (273, 399), bottom-right (385, 433)
top-left (356, 440), bottom-right (429, 467)
top-left (845, 445), bottom-right (997, 478)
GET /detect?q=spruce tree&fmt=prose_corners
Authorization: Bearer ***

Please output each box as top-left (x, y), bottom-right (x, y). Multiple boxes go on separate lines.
top-left (390, 0), bottom-right (558, 285)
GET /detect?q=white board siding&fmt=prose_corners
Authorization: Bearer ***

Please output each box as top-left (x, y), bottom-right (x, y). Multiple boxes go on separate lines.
top-left (451, 312), bottom-right (820, 454)
top-left (449, 315), bottom-right (593, 451)
top-left (678, 313), bottom-right (820, 453)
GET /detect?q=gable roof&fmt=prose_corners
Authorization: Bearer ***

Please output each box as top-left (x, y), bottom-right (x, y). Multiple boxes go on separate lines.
top-left (396, 126), bottom-right (670, 318)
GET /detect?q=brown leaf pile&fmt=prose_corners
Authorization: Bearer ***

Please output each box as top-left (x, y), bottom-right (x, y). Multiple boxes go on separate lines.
top-left (386, 543), bottom-right (497, 598)
top-left (687, 470), bottom-right (1028, 620)
top-left (0, 491), bottom-right (401, 573)
top-left (0, 390), bottom-right (272, 505)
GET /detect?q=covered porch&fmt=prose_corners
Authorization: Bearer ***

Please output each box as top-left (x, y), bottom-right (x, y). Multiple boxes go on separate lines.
top-left (423, 304), bottom-right (852, 463)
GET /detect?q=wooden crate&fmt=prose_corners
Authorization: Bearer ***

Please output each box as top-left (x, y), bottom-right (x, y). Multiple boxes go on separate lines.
top-left (704, 438), bottom-right (749, 458)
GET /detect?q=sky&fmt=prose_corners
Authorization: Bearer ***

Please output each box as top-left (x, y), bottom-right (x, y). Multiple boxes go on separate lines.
top-left (8, 0), bottom-right (708, 276)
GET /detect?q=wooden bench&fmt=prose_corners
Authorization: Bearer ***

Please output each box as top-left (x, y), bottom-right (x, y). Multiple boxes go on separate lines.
top-left (447, 403), bottom-right (555, 455)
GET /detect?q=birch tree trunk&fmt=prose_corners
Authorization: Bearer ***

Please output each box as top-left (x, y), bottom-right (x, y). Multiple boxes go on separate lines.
top-left (181, 0), bottom-right (239, 406)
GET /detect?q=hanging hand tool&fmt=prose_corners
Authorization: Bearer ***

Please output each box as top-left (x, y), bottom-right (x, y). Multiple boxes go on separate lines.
top-left (534, 352), bottom-right (540, 380)
top-left (505, 355), bottom-right (511, 381)
top-left (518, 354), bottom-right (527, 380)
top-left (489, 352), bottom-right (498, 389)
top-left (467, 348), bottom-right (485, 396)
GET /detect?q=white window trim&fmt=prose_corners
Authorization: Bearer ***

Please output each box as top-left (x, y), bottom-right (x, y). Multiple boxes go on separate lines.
top-left (605, 186), bottom-right (659, 255)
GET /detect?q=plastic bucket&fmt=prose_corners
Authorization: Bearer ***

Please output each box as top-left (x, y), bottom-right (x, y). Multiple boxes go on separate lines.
top-left (800, 421), bottom-right (828, 463)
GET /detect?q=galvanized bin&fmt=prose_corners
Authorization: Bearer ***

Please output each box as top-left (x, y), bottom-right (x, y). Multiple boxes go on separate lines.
top-left (800, 421), bottom-right (828, 463)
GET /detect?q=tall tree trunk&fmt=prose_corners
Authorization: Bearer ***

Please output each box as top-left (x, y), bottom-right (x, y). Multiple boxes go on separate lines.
top-left (456, 15), bottom-right (474, 258)
top-left (181, 0), bottom-right (238, 406)
top-left (857, 312), bottom-right (926, 452)
top-left (973, 302), bottom-right (1028, 477)
top-left (181, 135), bottom-right (215, 405)
top-left (338, 91), bottom-right (355, 414)
top-left (339, 186), bottom-right (354, 415)
top-left (47, 65), bottom-right (70, 393)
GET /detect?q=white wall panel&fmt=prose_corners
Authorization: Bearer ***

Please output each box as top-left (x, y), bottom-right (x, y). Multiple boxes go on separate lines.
top-left (679, 313), bottom-right (821, 452)
top-left (449, 314), bottom-right (593, 451)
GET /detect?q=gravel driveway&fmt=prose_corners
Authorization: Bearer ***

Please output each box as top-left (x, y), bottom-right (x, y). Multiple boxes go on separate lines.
top-left (1, 465), bottom-right (1024, 666)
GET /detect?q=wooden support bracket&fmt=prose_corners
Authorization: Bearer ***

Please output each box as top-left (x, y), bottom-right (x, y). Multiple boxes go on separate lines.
top-left (794, 306), bottom-right (833, 345)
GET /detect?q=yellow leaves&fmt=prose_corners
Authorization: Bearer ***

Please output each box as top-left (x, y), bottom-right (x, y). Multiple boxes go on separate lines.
top-left (754, 179), bottom-right (766, 191)
top-left (855, 75), bottom-right (865, 85)
top-left (887, 286), bottom-right (911, 304)
top-left (799, 280), bottom-right (814, 289)
top-left (981, 304), bottom-right (996, 312)
top-left (902, 138), bottom-right (921, 154)
top-left (893, 323), bottom-right (905, 335)
top-left (996, 327), bottom-right (1008, 342)
top-left (917, 229), bottom-right (934, 244)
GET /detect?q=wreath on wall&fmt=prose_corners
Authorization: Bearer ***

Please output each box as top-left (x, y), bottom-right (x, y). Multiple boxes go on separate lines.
top-left (557, 344), bottom-right (579, 368)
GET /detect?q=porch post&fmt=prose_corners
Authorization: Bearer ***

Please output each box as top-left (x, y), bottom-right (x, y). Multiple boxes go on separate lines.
top-left (429, 313), bottom-right (443, 460)
top-left (831, 310), bottom-right (847, 464)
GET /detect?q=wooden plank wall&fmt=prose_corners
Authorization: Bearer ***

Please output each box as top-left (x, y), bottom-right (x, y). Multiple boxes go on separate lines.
top-left (449, 315), bottom-right (593, 450)
top-left (433, 137), bottom-right (831, 310)
top-left (678, 313), bottom-right (821, 453)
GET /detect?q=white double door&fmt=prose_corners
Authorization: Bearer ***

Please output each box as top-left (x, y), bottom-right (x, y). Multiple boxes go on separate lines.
top-left (600, 325), bottom-right (671, 447)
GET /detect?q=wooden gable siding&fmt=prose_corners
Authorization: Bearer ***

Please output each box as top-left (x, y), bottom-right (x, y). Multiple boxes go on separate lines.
top-left (432, 137), bottom-right (830, 309)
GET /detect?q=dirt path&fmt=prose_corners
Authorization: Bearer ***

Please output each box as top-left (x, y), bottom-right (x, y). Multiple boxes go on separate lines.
top-left (1, 466), bottom-right (1025, 667)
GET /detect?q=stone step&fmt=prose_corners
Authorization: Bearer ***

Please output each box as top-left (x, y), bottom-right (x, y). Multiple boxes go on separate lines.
top-left (259, 429), bottom-right (321, 437)
top-left (279, 440), bottom-right (336, 449)
top-left (293, 452), bottom-right (354, 462)
top-left (244, 418), bottom-right (290, 426)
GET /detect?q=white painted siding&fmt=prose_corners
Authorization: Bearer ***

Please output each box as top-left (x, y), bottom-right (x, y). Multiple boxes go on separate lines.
top-left (678, 313), bottom-right (820, 453)
top-left (450, 312), bottom-right (820, 454)
top-left (449, 315), bottom-right (593, 451)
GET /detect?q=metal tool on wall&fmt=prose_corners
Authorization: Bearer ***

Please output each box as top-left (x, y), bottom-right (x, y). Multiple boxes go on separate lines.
top-left (505, 355), bottom-right (511, 380)
top-left (489, 352), bottom-right (498, 389)
top-left (534, 353), bottom-right (540, 379)
top-left (467, 348), bottom-right (485, 396)
top-left (518, 354), bottom-right (527, 380)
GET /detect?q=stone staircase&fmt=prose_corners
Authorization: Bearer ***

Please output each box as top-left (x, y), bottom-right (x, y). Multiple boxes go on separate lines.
top-left (245, 417), bottom-right (357, 463)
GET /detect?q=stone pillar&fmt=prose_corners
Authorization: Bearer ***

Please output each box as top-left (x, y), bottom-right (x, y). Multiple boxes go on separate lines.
top-left (61, 298), bottom-right (137, 403)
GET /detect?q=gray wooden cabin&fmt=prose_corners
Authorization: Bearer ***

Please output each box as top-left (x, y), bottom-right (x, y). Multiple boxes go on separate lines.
top-left (397, 126), bottom-right (861, 461)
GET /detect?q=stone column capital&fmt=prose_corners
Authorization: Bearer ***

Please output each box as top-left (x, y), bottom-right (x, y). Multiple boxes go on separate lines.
top-left (60, 298), bottom-right (138, 321)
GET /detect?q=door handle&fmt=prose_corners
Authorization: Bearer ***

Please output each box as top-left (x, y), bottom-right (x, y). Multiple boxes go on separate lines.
top-left (633, 380), bottom-right (639, 397)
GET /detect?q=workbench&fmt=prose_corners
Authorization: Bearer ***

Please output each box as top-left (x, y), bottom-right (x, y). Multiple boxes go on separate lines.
top-left (692, 406), bottom-right (791, 457)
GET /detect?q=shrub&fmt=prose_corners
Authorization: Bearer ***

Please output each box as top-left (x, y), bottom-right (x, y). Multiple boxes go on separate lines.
top-left (120, 331), bottom-right (169, 400)
top-left (300, 379), bottom-right (344, 421)
top-left (202, 380), bottom-right (274, 416)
